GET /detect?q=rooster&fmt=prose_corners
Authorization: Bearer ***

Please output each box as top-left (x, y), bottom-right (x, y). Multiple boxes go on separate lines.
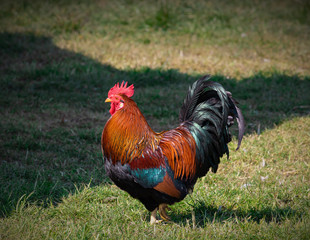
top-left (101, 76), bottom-right (244, 224)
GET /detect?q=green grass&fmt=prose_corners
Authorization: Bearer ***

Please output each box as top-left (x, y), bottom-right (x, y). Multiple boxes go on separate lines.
top-left (0, 0), bottom-right (310, 239)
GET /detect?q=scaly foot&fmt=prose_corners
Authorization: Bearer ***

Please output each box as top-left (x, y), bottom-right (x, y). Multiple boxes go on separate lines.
top-left (150, 208), bottom-right (158, 224)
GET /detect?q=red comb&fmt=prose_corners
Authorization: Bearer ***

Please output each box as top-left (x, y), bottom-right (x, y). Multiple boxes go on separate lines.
top-left (108, 81), bottom-right (134, 98)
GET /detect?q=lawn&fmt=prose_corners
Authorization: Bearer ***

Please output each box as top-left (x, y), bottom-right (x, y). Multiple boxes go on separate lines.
top-left (0, 0), bottom-right (309, 239)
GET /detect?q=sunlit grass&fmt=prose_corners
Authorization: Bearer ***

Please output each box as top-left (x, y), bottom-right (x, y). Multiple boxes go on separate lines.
top-left (1, 0), bottom-right (309, 77)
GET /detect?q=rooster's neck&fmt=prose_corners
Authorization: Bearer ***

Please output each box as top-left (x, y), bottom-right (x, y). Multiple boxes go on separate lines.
top-left (102, 98), bottom-right (160, 164)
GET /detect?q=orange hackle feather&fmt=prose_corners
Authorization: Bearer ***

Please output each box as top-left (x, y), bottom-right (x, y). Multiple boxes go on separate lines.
top-left (102, 95), bottom-right (197, 180)
top-left (102, 95), bottom-right (162, 166)
top-left (160, 125), bottom-right (196, 179)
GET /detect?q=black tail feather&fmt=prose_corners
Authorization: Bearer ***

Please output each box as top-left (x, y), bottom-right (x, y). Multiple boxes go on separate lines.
top-left (180, 75), bottom-right (244, 176)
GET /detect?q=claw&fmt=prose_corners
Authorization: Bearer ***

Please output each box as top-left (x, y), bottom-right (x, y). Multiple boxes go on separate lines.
top-left (150, 204), bottom-right (172, 224)
top-left (151, 219), bottom-right (163, 224)
top-left (158, 203), bottom-right (171, 222)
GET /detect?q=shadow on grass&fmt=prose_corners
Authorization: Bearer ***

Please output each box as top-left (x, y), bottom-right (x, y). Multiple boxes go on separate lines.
top-left (0, 32), bottom-right (309, 217)
top-left (169, 202), bottom-right (300, 227)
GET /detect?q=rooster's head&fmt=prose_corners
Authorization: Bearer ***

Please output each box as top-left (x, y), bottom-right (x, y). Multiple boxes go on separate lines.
top-left (105, 81), bottom-right (134, 115)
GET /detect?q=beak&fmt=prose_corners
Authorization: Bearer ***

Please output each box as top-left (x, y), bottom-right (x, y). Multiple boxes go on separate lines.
top-left (105, 98), bottom-right (112, 103)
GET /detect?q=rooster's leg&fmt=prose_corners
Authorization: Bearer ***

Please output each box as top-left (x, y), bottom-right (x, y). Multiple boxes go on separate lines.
top-left (150, 208), bottom-right (158, 224)
top-left (158, 203), bottom-right (171, 222)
